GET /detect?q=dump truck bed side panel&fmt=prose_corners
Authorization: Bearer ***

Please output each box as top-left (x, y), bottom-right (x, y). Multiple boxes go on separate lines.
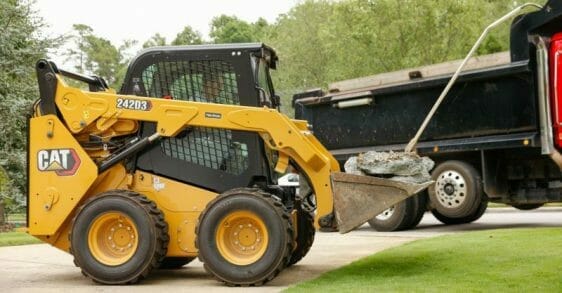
top-left (296, 61), bottom-right (537, 151)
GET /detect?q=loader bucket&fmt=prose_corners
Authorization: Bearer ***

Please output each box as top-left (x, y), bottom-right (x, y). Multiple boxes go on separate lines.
top-left (331, 172), bottom-right (433, 233)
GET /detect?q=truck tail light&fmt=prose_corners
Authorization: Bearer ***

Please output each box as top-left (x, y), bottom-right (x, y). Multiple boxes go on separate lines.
top-left (550, 33), bottom-right (562, 148)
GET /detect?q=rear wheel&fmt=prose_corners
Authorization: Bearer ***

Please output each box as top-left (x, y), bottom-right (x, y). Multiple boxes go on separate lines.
top-left (196, 188), bottom-right (293, 286)
top-left (428, 161), bottom-right (486, 225)
top-left (159, 257), bottom-right (195, 269)
top-left (70, 190), bottom-right (168, 284)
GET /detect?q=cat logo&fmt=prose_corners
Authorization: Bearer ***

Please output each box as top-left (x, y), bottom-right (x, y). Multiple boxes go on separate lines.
top-left (37, 149), bottom-right (81, 176)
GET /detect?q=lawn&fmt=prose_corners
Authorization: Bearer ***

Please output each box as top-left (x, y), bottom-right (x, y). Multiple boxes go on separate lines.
top-left (288, 228), bottom-right (562, 292)
top-left (0, 232), bottom-right (41, 247)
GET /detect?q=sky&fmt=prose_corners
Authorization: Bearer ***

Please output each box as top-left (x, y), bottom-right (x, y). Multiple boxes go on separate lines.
top-left (35, 0), bottom-right (297, 51)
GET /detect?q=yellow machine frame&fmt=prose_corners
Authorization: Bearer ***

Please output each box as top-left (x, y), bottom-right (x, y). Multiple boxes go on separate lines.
top-left (29, 73), bottom-right (339, 256)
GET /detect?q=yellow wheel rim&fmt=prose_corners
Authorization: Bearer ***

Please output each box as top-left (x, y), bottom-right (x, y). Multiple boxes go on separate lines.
top-left (87, 212), bottom-right (139, 266)
top-left (216, 210), bottom-right (269, 266)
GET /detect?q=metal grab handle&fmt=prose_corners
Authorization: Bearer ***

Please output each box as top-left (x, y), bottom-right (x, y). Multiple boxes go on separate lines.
top-left (404, 3), bottom-right (543, 153)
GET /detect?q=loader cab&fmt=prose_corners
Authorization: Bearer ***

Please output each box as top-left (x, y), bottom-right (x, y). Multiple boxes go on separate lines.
top-left (120, 43), bottom-right (280, 192)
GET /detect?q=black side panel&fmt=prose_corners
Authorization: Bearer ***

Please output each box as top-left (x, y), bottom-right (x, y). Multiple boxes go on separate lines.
top-left (298, 63), bottom-right (537, 151)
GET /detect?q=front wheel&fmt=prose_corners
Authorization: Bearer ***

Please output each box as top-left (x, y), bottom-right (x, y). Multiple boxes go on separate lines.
top-left (196, 188), bottom-right (293, 286)
top-left (70, 190), bottom-right (169, 284)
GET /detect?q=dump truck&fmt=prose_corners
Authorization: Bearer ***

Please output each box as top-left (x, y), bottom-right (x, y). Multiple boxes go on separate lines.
top-left (27, 43), bottom-right (431, 285)
top-left (293, 0), bottom-right (562, 231)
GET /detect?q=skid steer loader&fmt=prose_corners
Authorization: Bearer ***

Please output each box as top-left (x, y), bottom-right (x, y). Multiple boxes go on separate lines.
top-left (27, 43), bottom-right (431, 286)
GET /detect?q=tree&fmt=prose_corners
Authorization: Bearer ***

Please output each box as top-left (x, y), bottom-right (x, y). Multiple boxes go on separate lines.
top-left (143, 26), bottom-right (203, 49)
top-left (210, 15), bottom-right (271, 43)
top-left (0, 0), bottom-right (56, 219)
top-left (142, 33), bottom-right (167, 49)
top-left (66, 24), bottom-right (137, 88)
top-left (172, 26), bottom-right (203, 45)
top-left (265, 0), bottom-right (544, 115)
top-left (262, 0), bottom-right (335, 113)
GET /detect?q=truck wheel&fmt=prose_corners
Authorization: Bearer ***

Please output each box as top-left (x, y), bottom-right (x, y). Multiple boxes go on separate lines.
top-left (196, 188), bottom-right (293, 286)
top-left (287, 206), bottom-right (315, 266)
top-left (408, 192), bottom-right (428, 229)
top-left (511, 203), bottom-right (544, 210)
top-left (367, 195), bottom-right (418, 231)
top-left (428, 161), bottom-right (485, 225)
top-left (159, 257), bottom-right (195, 269)
top-left (70, 190), bottom-right (169, 284)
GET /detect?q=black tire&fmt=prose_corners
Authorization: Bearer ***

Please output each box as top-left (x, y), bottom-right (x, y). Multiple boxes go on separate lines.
top-left (408, 192), bottom-right (428, 229)
top-left (159, 257), bottom-right (195, 269)
top-left (432, 198), bottom-right (488, 224)
top-left (287, 206), bottom-right (315, 266)
top-left (428, 161), bottom-right (485, 225)
top-left (464, 198), bottom-right (488, 222)
top-left (196, 188), bottom-right (293, 286)
top-left (70, 190), bottom-right (169, 285)
top-left (367, 195), bottom-right (418, 232)
top-left (511, 203), bottom-right (544, 210)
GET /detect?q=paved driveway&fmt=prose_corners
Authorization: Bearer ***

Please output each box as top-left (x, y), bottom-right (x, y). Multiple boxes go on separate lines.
top-left (0, 207), bottom-right (560, 292)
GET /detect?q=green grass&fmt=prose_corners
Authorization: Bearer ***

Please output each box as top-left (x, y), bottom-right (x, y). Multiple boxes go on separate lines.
top-left (288, 228), bottom-right (562, 292)
top-left (0, 232), bottom-right (41, 247)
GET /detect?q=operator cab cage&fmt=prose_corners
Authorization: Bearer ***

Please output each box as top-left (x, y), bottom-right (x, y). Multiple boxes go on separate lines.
top-left (118, 43), bottom-right (282, 193)
top-left (120, 43), bottom-right (279, 108)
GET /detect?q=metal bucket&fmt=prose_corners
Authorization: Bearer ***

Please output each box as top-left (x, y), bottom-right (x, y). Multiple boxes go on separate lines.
top-left (331, 172), bottom-right (433, 233)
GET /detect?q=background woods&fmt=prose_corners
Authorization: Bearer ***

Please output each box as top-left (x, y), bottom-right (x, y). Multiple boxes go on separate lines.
top-left (0, 0), bottom-right (541, 221)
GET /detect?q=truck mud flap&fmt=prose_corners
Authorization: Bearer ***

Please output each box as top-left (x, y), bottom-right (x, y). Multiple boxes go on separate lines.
top-left (331, 172), bottom-right (433, 233)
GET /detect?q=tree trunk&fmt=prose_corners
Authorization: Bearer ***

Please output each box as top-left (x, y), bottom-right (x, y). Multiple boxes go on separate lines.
top-left (0, 201), bottom-right (5, 225)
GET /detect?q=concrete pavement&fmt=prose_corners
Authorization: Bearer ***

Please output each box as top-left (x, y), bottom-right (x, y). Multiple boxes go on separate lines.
top-left (0, 207), bottom-right (561, 292)
top-left (0, 229), bottom-right (416, 292)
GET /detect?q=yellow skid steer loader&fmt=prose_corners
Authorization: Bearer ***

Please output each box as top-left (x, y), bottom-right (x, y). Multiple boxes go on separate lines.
top-left (27, 44), bottom-right (430, 285)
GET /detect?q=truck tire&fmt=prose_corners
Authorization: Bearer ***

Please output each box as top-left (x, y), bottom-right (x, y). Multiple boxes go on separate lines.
top-left (409, 192), bottom-right (428, 229)
top-left (367, 195), bottom-right (418, 231)
top-left (428, 161), bottom-right (485, 225)
top-left (196, 188), bottom-right (293, 286)
top-left (159, 257), bottom-right (195, 269)
top-left (511, 203), bottom-right (544, 210)
top-left (287, 206), bottom-right (315, 266)
top-left (70, 190), bottom-right (169, 285)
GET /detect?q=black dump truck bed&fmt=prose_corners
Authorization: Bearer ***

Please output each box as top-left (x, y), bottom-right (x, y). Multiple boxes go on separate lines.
top-left (295, 59), bottom-right (537, 159)
top-left (294, 0), bottom-right (562, 161)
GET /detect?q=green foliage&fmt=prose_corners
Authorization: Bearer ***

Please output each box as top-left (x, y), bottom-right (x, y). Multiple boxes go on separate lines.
top-left (265, 0), bottom-right (545, 113)
top-left (172, 26), bottom-right (204, 45)
top-left (0, 0), bottom-right (55, 213)
top-left (264, 1), bottom-right (335, 110)
top-left (66, 24), bottom-right (136, 88)
top-left (143, 26), bottom-right (203, 49)
top-left (210, 15), bottom-right (271, 43)
top-left (288, 228), bottom-right (562, 292)
top-left (142, 33), bottom-right (167, 49)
